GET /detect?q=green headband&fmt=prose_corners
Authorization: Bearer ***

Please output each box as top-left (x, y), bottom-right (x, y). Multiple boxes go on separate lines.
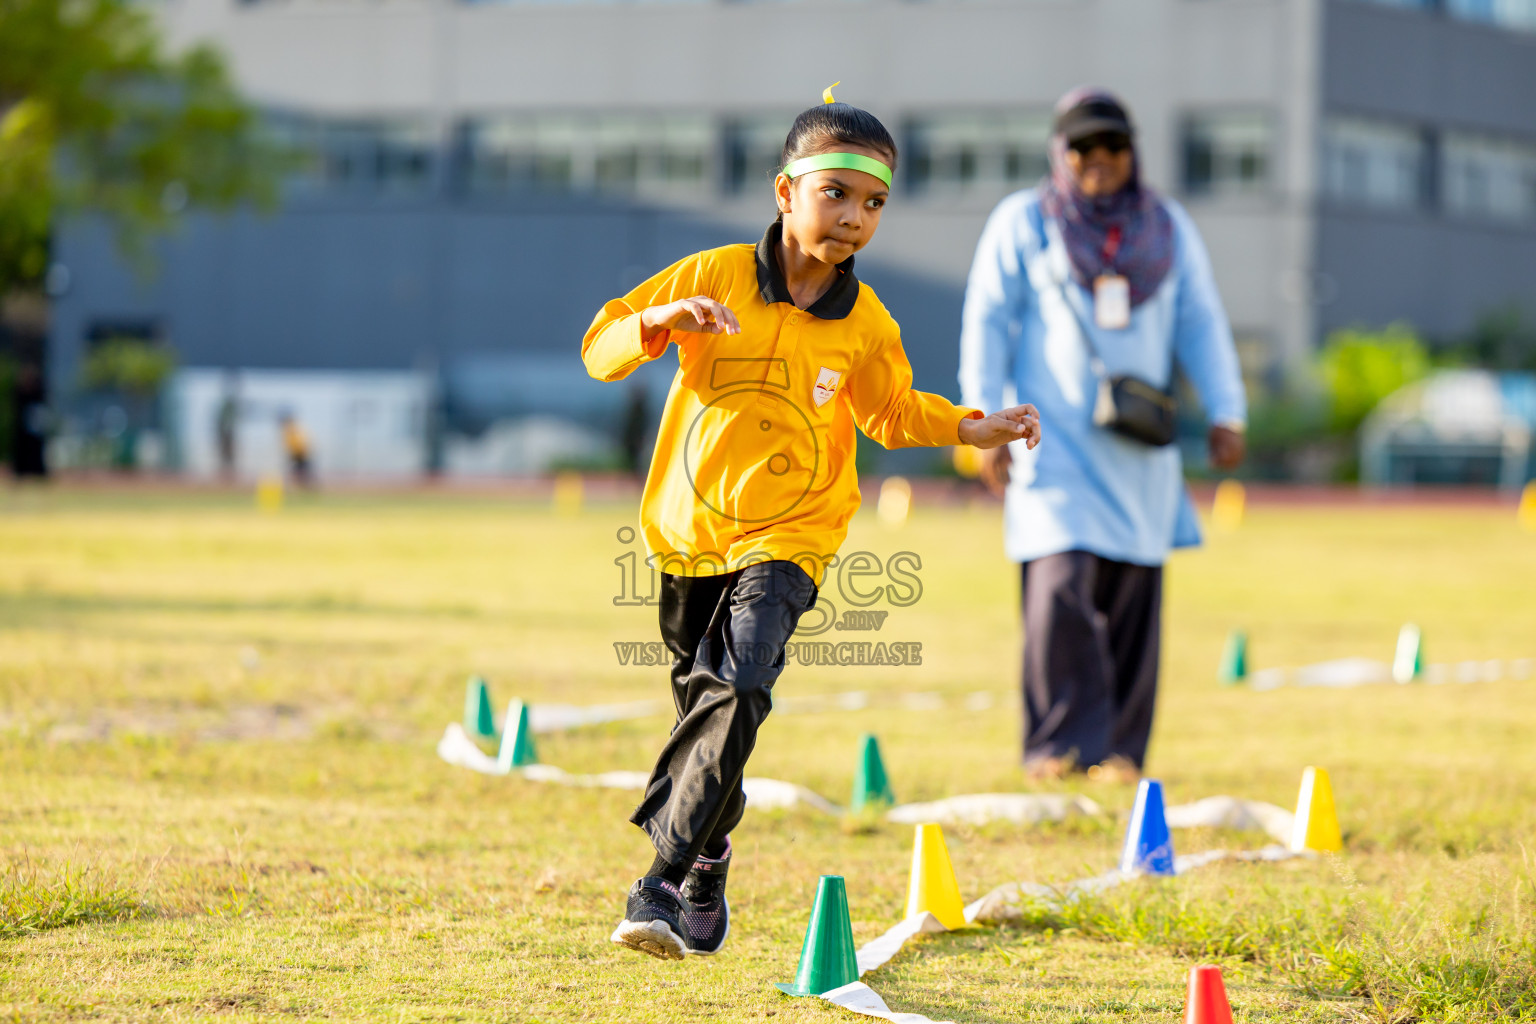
top-left (781, 152), bottom-right (892, 188)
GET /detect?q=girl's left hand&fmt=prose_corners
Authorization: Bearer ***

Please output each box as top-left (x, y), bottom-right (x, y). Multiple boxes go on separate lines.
top-left (958, 403), bottom-right (1041, 451)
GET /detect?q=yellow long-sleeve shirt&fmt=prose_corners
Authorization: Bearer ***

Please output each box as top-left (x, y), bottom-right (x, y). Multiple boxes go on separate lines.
top-left (582, 223), bottom-right (982, 586)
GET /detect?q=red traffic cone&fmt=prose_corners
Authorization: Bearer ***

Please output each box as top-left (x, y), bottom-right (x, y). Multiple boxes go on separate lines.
top-left (1184, 965), bottom-right (1233, 1024)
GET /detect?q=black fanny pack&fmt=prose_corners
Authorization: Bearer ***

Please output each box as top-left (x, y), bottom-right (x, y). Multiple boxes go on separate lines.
top-left (1092, 373), bottom-right (1178, 447)
top-left (1051, 235), bottom-right (1177, 448)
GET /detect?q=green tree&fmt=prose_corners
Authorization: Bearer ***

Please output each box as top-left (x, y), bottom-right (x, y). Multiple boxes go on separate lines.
top-left (1449, 306), bottom-right (1536, 372)
top-left (0, 0), bottom-right (277, 295)
top-left (80, 335), bottom-right (176, 398)
top-left (1317, 323), bottom-right (1432, 436)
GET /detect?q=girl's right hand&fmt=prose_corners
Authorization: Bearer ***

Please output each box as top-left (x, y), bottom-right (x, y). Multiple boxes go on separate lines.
top-left (641, 296), bottom-right (742, 341)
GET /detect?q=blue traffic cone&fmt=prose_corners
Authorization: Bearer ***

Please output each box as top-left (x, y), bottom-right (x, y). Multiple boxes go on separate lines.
top-left (1119, 778), bottom-right (1175, 876)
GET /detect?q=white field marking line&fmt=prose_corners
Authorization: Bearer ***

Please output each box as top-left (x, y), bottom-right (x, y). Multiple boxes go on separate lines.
top-left (436, 723), bottom-right (842, 813)
top-left (527, 700), bottom-right (669, 733)
top-left (1248, 657), bottom-right (1533, 691)
top-left (818, 844), bottom-right (1313, 1024)
top-left (505, 655), bottom-right (1535, 732)
top-left (507, 691), bottom-right (1022, 735)
top-left (437, 723), bottom-right (1295, 840)
top-left (885, 792), bottom-right (1105, 829)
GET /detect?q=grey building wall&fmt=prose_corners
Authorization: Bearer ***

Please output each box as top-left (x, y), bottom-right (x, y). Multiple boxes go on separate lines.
top-left (1317, 0), bottom-right (1536, 337)
top-left (52, 0), bottom-right (1319, 374)
top-left (51, 197), bottom-right (971, 433)
top-left (53, 0), bottom-right (1536, 461)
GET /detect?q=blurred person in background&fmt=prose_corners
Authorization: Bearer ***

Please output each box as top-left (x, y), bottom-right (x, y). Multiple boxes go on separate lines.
top-left (215, 370), bottom-right (241, 480)
top-left (619, 379), bottom-right (650, 478)
top-left (279, 410), bottom-right (312, 487)
top-left (10, 364), bottom-right (48, 479)
top-left (959, 88), bottom-right (1247, 784)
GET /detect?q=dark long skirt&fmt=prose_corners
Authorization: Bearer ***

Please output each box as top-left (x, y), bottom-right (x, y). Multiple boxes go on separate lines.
top-left (1020, 550), bottom-right (1163, 770)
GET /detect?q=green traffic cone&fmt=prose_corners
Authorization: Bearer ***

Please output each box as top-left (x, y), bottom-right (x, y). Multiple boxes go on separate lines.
top-left (497, 699), bottom-right (537, 770)
top-left (1218, 630), bottom-right (1248, 685)
top-left (464, 676), bottom-right (496, 739)
top-left (775, 875), bottom-right (860, 997)
top-left (1393, 623), bottom-right (1423, 684)
top-left (851, 733), bottom-right (896, 812)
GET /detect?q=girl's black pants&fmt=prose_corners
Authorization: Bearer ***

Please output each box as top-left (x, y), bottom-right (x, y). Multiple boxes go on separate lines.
top-left (629, 559), bottom-right (817, 867)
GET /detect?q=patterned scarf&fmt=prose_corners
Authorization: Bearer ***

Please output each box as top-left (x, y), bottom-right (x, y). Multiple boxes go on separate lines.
top-left (1039, 88), bottom-right (1175, 308)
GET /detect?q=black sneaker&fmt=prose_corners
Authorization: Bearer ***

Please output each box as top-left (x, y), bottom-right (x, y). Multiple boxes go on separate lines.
top-left (610, 877), bottom-right (686, 961)
top-left (680, 839), bottom-right (731, 956)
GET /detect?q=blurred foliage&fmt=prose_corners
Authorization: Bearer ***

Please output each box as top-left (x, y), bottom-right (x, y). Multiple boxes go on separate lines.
top-left (0, 0), bottom-right (279, 294)
top-left (546, 452), bottom-right (628, 474)
top-left (79, 336), bottom-right (175, 396)
top-left (1438, 305), bottom-right (1536, 373)
top-left (1316, 323), bottom-right (1432, 436)
top-left (1246, 323), bottom-right (1432, 481)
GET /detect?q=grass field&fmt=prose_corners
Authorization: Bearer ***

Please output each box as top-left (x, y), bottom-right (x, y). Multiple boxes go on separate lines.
top-left (2, 485), bottom-right (1535, 1023)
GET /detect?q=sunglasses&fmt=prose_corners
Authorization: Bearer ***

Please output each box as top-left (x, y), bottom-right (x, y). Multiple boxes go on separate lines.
top-left (1069, 133), bottom-right (1131, 155)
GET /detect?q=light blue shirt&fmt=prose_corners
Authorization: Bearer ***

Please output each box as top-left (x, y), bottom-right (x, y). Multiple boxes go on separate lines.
top-left (958, 188), bottom-right (1246, 567)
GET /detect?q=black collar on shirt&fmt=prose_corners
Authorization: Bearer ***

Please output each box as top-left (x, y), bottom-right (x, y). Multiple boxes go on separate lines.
top-left (755, 220), bottom-right (860, 321)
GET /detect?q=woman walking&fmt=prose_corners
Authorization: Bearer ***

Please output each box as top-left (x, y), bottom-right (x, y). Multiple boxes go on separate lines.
top-left (959, 88), bottom-right (1246, 782)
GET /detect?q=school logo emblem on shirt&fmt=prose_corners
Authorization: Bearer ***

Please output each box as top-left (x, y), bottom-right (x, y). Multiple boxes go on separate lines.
top-left (813, 367), bottom-right (841, 408)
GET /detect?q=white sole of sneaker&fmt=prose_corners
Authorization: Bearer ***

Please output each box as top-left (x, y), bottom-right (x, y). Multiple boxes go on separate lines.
top-left (610, 918), bottom-right (686, 961)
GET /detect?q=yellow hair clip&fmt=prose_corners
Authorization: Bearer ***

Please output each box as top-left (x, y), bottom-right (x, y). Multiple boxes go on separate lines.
top-left (823, 82), bottom-right (840, 105)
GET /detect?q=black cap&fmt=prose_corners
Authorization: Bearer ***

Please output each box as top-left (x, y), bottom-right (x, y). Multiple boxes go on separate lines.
top-left (1053, 96), bottom-right (1135, 143)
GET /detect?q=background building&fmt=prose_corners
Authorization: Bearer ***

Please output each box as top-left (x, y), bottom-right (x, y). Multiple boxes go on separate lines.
top-left (47, 0), bottom-right (1536, 477)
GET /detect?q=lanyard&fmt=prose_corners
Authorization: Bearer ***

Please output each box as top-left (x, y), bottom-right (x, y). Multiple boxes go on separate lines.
top-left (1101, 225), bottom-right (1122, 274)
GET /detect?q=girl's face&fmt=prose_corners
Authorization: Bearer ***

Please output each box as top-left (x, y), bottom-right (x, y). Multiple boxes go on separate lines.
top-left (774, 143), bottom-right (891, 265)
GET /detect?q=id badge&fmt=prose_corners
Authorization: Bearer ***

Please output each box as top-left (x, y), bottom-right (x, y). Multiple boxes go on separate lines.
top-left (1094, 275), bottom-right (1130, 330)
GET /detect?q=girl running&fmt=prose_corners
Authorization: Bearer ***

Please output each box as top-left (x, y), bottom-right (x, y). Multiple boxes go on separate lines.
top-left (582, 93), bottom-right (1041, 961)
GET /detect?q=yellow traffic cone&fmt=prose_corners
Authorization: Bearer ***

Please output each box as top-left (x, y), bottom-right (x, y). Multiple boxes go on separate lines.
top-left (1290, 766), bottom-right (1342, 853)
top-left (904, 823), bottom-right (966, 929)
top-left (256, 475), bottom-right (284, 513)
top-left (1518, 482), bottom-right (1536, 533)
top-left (553, 471), bottom-right (584, 517)
top-left (951, 445), bottom-right (983, 480)
top-left (1211, 479), bottom-right (1245, 532)
top-left (877, 476), bottom-right (912, 528)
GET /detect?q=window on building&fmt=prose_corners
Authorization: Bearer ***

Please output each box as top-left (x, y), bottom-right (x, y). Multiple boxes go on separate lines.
top-left (459, 0), bottom-right (708, 5)
top-left (271, 116), bottom-right (440, 194)
top-left (329, 122), bottom-right (437, 190)
top-left (464, 113), bottom-right (712, 196)
top-left (85, 319), bottom-right (164, 347)
top-left (463, 115), bottom-right (577, 190)
top-left (1447, 0), bottom-right (1536, 33)
top-left (1320, 115), bottom-right (1428, 211)
top-left (1442, 130), bottom-right (1536, 223)
top-left (724, 115), bottom-right (796, 194)
top-left (905, 112), bottom-right (1051, 197)
top-left (1182, 111), bottom-right (1272, 196)
top-left (1349, 0), bottom-right (1536, 31)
